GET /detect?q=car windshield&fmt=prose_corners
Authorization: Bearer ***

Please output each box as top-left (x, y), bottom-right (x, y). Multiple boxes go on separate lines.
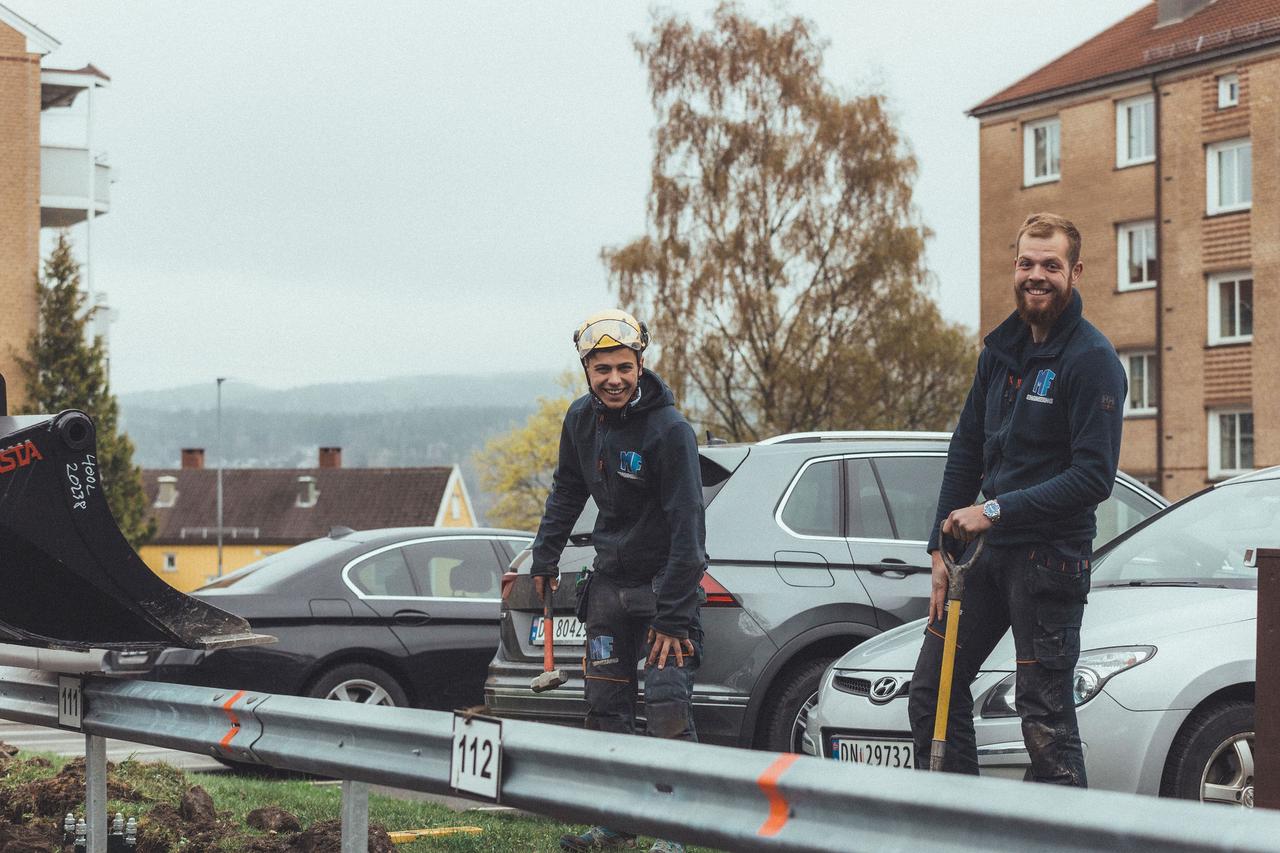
top-left (1093, 478), bottom-right (1280, 587)
top-left (196, 537), bottom-right (354, 592)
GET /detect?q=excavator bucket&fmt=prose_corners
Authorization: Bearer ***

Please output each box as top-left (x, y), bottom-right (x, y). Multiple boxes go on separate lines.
top-left (0, 390), bottom-right (270, 651)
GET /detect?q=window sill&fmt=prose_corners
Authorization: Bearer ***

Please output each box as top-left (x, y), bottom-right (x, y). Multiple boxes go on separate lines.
top-left (1116, 282), bottom-right (1157, 293)
top-left (1123, 411), bottom-right (1157, 419)
top-left (1023, 176), bottom-right (1060, 188)
top-left (1205, 205), bottom-right (1251, 217)
top-left (1206, 337), bottom-right (1253, 348)
top-left (1115, 157), bottom-right (1155, 170)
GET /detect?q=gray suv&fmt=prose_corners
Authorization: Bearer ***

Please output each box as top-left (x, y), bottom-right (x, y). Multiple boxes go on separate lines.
top-left (485, 431), bottom-right (1166, 752)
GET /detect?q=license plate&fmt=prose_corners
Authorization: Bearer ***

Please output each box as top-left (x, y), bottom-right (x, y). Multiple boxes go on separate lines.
top-left (529, 615), bottom-right (587, 646)
top-left (830, 737), bottom-right (914, 768)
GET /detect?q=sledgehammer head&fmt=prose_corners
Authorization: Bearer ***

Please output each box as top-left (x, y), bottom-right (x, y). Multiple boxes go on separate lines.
top-left (531, 668), bottom-right (568, 693)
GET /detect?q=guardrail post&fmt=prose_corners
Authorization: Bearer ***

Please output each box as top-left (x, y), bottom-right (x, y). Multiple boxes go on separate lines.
top-left (85, 733), bottom-right (107, 853)
top-left (1256, 548), bottom-right (1280, 810)
top-left (340, 779), bottom-right (368, 853)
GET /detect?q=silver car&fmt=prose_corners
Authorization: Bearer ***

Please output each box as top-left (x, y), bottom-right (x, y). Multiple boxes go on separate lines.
top-left (487, 431), bottom-right (1165, 752)
top-left (806, 466), bottom-right (1277, 806)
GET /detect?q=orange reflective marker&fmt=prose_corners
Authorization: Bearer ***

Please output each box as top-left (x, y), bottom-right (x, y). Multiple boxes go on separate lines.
top-left (756, 753), bottom-right (799, 837)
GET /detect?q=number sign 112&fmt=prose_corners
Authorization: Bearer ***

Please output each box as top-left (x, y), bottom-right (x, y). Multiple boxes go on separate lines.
top-left (450, 714), bottom-right (502, 802)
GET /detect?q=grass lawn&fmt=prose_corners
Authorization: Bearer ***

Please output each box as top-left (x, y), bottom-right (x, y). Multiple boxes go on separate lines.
top-left (0, 751), bottom-right (722, 852)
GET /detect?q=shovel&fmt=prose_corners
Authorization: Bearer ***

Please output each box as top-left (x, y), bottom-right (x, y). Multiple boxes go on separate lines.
top-left (531, 580), bottom-right (567, 693)
top-left (929, 522), bottom-right (986, 772)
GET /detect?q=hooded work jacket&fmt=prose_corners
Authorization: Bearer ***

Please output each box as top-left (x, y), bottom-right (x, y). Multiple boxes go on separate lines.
top-left (927, 290), bottom-right (1126, 555)
top-left (530, 369), bottom-right (706, 639)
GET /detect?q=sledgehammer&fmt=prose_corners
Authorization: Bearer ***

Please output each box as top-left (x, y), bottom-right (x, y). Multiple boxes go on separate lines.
top-left (531, 579), bottom-right (568, 693)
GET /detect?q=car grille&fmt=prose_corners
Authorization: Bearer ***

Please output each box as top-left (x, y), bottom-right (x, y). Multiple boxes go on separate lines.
top-left (833, 674), bottom-right (910, 700)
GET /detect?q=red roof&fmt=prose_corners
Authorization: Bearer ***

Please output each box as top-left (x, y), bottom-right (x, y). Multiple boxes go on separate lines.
top-left (144, 467), bottom-right (455, 545)
top-left (972, 0), bottom-right (1280, 115)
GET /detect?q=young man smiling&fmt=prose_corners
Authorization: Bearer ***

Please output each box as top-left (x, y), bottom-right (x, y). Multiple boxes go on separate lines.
top-left (529, 309), bottom-right (705, 853)
top-left (906, 213), bottom-right (1126, 787)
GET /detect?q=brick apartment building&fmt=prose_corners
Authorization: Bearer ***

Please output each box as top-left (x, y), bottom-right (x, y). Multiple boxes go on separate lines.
top-left (0, 4), bottom-right (110, 411)
top-left (971, 0), bottom-right (1279, 499)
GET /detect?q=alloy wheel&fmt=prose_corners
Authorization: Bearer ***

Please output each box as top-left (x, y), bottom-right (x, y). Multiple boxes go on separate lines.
top-left (1200, 730), bottom-right (1255, 807)
top-left (325, 678), bottom-right (396, 706)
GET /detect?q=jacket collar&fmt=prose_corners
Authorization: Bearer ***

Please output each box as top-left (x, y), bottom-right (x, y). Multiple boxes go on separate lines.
top-left (984, 288), bottom-right (1084, 369)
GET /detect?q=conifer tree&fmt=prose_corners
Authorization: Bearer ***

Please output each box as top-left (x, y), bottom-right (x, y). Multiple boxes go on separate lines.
top-left (15, 232), bottom-right (155, 549)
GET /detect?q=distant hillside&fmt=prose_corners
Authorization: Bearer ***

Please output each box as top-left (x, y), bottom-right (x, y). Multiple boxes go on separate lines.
top-left (118, 371), bottom-right (570, 522)
top-left (119, 371), bottom-right (566, 413)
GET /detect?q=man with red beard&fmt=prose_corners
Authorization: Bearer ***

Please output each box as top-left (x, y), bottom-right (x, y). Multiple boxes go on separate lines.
top-left (906, 213), bottom-right (1125, 787)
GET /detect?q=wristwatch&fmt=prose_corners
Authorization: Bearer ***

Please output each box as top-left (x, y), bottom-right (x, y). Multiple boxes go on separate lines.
top-left (982, 499), bottom-right (1001, 523)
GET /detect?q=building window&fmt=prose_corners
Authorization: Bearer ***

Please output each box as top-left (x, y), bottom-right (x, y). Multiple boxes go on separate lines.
top-left (163, 553), bottom-right (177, 573)
top-left (1207, 271), bottom-right (1253, 345)
top-left (1116, 221), bottom-right (1157, 290)
top-left (1120, 352), bottom-right (1158, 416)
top-left (1023, 117), bottom-right (1060, 185)
top-left (1116, 95), bottom-right (1155, 166)
top-left (1206, 138), bottom-right (1251, 214)
top-left (1217, 73), bottom-right (1239, 108)
top-left (1208, 409), bottom-right (1253, 479)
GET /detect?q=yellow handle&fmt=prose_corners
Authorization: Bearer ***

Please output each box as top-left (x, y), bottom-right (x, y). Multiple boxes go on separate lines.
top-left (931, 597), bottom-right (962, 745)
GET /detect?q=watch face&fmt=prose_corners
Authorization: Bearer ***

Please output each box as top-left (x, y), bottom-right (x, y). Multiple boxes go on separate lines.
top-left (984, 502), bottom-right (999, 519)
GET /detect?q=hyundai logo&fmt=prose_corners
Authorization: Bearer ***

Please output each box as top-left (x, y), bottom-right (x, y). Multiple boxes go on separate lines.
top-left (868, 676), bottom-right (901, 704)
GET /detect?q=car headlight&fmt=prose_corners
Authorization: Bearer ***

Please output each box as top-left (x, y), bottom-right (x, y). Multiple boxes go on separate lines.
top-left (979, 645), bottom-right (1156, 717)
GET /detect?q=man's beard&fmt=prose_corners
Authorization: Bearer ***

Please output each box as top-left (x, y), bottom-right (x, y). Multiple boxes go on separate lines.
top-left (1015, 284), bottom-right (1072, 330)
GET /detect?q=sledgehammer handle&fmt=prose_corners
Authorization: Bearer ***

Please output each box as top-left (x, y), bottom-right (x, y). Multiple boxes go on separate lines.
top-left (542, 585), bottom-right (555, 671)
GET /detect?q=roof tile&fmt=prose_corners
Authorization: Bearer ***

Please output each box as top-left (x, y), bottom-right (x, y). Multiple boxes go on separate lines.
top-left (973, 0), bottom-right (1280, 114)
top-left (143, 467), bottom-right (455, 545)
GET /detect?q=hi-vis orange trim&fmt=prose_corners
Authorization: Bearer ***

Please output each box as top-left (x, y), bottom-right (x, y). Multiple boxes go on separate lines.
top-left (756, 753), bottom-right (799, 837)
top-left (220, 689), bottom-right (247, 747)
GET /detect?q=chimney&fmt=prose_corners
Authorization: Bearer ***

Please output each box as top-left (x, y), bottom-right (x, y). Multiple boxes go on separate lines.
top-left (1156, 0), bottom-right (1214, 26)
top-left (181, 448), bottom-right (205, 469)
top-left (319, 447), bottom-right (342, 469)
top-left (296, 475), bottom-right (319, 508)
top-left (155, 475), bottom-right (178, 508)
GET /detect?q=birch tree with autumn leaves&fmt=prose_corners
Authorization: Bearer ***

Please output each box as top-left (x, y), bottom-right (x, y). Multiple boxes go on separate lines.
top-left (605, 4), bottom-right (976, 441)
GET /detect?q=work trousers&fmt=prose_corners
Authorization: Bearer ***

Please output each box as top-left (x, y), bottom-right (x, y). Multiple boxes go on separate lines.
top-left (581, 572), bottom-right (702, 741)
top-left (906, 542), bottom-right (1090, 786)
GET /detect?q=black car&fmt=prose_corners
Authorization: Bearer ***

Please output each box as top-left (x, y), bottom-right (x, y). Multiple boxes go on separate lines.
top-left (154, 526), bottom-right (533, 708)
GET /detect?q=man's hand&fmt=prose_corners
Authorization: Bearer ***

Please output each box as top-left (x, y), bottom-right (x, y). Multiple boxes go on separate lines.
top-left (943, 504), bottom-right (993, 542)
top-left (928, 550), bottom-right (949, 624)
top-left (533, 576), bottom-right (560, 600)
top-left (646, 628), bottom-right (695, 670)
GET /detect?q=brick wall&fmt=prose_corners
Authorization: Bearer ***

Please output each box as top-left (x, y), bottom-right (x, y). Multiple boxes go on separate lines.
top-left (0, 23), bottom-right (40, 412)
top-left (978, 49), bottom-right (1280, 500)
top-left (977, 84), bottom-right (1161, 485)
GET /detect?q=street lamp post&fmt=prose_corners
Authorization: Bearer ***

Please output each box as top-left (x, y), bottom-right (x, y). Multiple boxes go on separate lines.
top-left (216, 377), bottom-right (225, 577)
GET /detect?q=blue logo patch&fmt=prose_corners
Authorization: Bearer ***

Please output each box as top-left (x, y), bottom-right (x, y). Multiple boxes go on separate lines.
top-left (1032, 369), bottom-right (1056, 397)
top-left (588, 635), bottom-right (615, 662)
top-left (618, 450), bottom-right (643, 480)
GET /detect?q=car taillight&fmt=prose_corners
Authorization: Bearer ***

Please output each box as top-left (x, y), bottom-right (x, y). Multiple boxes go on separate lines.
top-left (700, 571), bottom-right (737, 607)
top-left (501, 570), bottom-right (518, 602)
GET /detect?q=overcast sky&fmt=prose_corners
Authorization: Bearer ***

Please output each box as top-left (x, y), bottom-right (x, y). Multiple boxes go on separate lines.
top-left (12, 0), bottom-right (1148, 394)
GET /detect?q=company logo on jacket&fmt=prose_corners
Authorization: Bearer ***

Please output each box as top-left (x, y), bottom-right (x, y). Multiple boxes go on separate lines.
top-left (1026, 369), bottom-right (1056, 404)
top-left (618, 450), bottom-right (643, 479)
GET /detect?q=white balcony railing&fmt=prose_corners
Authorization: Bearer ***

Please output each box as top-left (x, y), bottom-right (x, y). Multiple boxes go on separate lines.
top-left (40, 145), bottom-right (110, 228)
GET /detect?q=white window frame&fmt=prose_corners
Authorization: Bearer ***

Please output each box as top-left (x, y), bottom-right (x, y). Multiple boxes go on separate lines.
top-left (1120, 351), bottom-right (1158, 416)
top-left (1207, 408), bottom-right (1254, 479)
top-left (1206, 138), bottom-right (1251, 215)
top-left (1116, 220), bottom-right (1157, 291)
top-left (1207, 270), bottom-right (1253, 346)
top-left (163, 553), bottom-right (177, 573)
top-left (1217, 73), bottom-right (1239, 108)
top-left (1116, 94), bottom-right (1155, 167)
top-left (1023, 117), bottom-right (1061, 186)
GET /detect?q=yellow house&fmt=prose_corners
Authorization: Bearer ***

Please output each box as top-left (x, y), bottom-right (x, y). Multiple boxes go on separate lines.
top-left (139, 447), bottom-right (478, 591)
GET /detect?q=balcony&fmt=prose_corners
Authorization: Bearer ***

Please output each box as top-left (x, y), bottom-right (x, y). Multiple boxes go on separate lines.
top-left (39, 65), bottom-right (111, 229)
top-left (40, 146), bottom-right (110, 227)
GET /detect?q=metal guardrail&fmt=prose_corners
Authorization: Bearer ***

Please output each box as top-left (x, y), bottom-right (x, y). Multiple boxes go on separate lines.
top-left (2, 666), bottom-right (1280, 852)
